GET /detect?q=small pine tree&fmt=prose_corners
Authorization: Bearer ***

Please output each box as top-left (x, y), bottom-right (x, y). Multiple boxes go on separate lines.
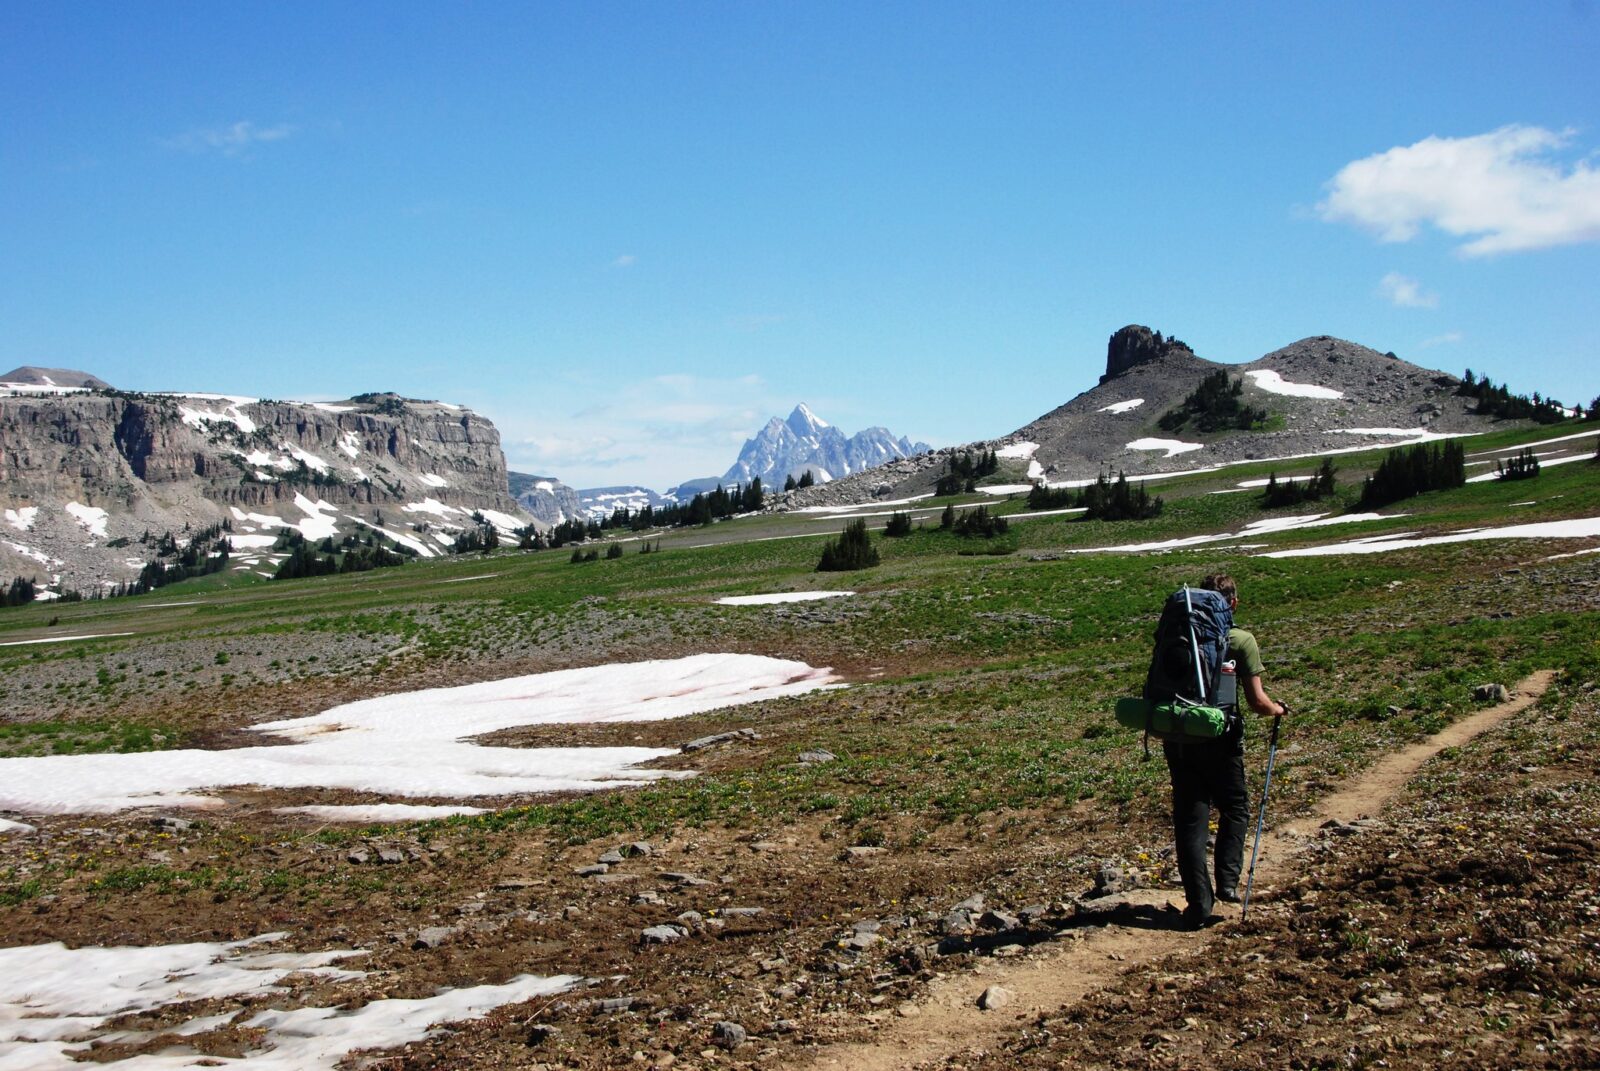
top-left (884, 512), bottom-right (913, 537)
top-left (939, 503), bottom-right (956, 529)
top-left (817, 518), bottom-right (879, 571)
top-left (784, 474), bottom-right (798, 492)
top-left (606, 542), bottom-right (624, 559)
top-left (797, 470), bottom-right (816, 489)
top-left (1496, 448), bottom-right (1540, 481)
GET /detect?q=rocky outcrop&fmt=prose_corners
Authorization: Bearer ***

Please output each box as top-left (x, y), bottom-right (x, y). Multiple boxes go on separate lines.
top-left (511, 473), bottom-right (585, 525)
top-left (1102, 326), bottom-right (1196, 382)
top-left (0, 388), bottom-right (532, 593)
top-left (0, 366), bottom-right (112, 389)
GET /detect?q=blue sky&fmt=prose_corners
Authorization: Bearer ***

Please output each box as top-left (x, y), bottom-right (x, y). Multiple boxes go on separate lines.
top-left (4, 3), bottom-right (1597, 489)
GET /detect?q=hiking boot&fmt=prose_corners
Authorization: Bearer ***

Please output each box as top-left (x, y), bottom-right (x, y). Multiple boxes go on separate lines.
top-left (1180, 907), bottom-right (1224, 931)
top-left (1215, 886), bottom-right (1241, 904)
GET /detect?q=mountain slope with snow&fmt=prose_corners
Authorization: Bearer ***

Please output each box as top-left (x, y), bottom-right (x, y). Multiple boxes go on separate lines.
top-left (0, 385), bottom-right (533, 594)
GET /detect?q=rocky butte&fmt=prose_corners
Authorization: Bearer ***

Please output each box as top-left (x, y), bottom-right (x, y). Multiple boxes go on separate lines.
top-left (0, 369), bottom-right (532, 594)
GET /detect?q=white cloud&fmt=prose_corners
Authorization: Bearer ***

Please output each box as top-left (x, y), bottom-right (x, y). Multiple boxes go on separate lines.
top-left (1379, 271), bottom-right (1438, 308)
top-left (611, 254), bottom-right (638, 268)
top-left (164, 120), bottom-right (296, 157)
top-left (1318, 125), bottom-right (1600, 256)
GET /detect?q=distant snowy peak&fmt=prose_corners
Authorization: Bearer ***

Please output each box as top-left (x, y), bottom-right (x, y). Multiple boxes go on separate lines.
top-left (724, 404), bottom-right (931, 488)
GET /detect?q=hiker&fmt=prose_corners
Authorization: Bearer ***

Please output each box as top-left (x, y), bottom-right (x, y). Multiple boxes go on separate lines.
top-left (1163, 573), bottom-right (1287, 930)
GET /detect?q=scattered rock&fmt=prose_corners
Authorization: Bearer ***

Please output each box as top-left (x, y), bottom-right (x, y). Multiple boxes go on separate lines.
top-left (838, 932), bottom-right (882, 953)
top-left (683, 729), bottom-right (760, 752)
top-left (797, 749), bottom-right (837, 764)
top-left (376, 848), bottom-right (406, 865)
top-left (977, 985), bottom-right (1012, 1011)
top-left (979, 909), bottom-right (1020, 932)
top-left (593, 997), bottom-right (637, 1014)
top-left (598, 849), bottom-right (625, 865)
top-left (722, 906), bottom-right (764, 918)
top-left (576, 864), bottom-right (610, 877)
top-left (633, 891), bottom-right (668, 906)
top-left (346, 849), bottom-right (371, 865)
top-left (640, 925), bottom-right (689, 945)
top-left (149, 815), bottom-right (192, 832)
top-left (412, 926), bottom-right (456, 950)
top-left (711, 1021), bottom-right (747, 1050)
top-left (658, 871), bottom-right (714, 886)
top-left (624, 842), bottom-right (654, 857)
top-left (844, 846), bottom-right (886, 860)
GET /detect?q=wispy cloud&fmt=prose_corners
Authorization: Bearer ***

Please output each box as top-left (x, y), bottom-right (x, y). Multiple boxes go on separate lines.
top-left (499, 373), bottom-right (789, 488)
top-left (163, 121), bottom-right (296, 158)
top-left (611, 254), bottom-right (638, 268)
top-left (1318, 125), bottom-right (1600, 256)
top-left (1379, 272), bottom-right (1438, 309)
top-left (1417, 331), bottom-right (1465, 349)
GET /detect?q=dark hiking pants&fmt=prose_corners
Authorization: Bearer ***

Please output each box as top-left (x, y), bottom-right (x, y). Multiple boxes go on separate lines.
top-left (1163, 736), bottom-right (1249, 919)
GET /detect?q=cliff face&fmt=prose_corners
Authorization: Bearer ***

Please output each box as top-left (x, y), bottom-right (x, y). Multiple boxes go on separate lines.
top-left (0, 389), bottom-right (531, 593)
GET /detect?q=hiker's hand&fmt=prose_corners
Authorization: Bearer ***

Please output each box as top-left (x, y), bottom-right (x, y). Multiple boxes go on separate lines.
top-left (1275, 702), bottom-right (1290, 719)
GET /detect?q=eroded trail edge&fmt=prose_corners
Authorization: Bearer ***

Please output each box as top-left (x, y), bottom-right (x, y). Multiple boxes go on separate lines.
top-left (791, 670), bottom-right (1556, 1071)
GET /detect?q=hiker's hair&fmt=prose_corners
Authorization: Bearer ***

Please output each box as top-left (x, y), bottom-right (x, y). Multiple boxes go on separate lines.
top-left (1202, 574), bottom-right (1237, 601)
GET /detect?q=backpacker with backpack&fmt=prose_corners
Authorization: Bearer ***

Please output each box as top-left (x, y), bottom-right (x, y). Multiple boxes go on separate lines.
top-left (1115, 585), bottom-right (1239, 750)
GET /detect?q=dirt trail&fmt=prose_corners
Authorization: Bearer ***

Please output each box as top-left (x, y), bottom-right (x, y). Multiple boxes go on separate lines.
top-left (789, 670), bottom-right (1556, 1071)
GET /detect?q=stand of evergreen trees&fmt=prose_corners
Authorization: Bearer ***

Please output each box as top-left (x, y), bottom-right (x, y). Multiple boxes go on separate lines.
top-left (103, 524), bottom-right (234, 597)
top-left (1158, 370), bottom-right (1268, 433)
top-left (2, 576), bottom-right (38, 607)
top-left (935, 450), bottom-right (1000, 496)
top-left (884, 511), bottom-right (913, 537)
top-left (1025, 472), bottom-right (1162, 520)
top-left (272, 527), bottom-right (413, 581)
top-left (783, 471), bottom-right (816, 491)
top-left (1357, 440), bottom-right (1466, 508)
top-left (817, 518), bottom-right (879, 571)
top-left (1457, 370), bottom-right (1573, 425)
top-left (1496, 448), bottom-right (1540, 481)
top-left (938, 504), bottom-right (1009, 538)
top-left (1261, 459), bottom-right (1337, 507)
top-left (452, 515), bottom-right (501, 554)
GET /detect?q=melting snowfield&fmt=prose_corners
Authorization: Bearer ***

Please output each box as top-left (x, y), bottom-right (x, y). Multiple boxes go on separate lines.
top-left (1069, 512), bottom-right (1396, 554)
top-left (1260, 517), bottom-right (1600, 558)
top-left (0, 654), bottom-right (839, 817)
top-left (1243, 369), bottom-right (1343, 399)
top-left (0, 932), bottom-right (578, 1070)
top-left (715, 591), bottom-right (853, 606)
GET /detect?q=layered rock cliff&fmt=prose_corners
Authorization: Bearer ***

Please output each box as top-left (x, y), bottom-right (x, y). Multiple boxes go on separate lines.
top-left (0, 386), bottom-right (532, 594)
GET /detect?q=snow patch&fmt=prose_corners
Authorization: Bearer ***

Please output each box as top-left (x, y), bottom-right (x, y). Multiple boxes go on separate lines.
top-left (976, 484), bottom-right (1036, 496)
top-left (476, 508), bottom-right (527, 533)
top-left (4, 507), bottom-right (39, 531)
top-left (64, 502), bottom-right (109, 538)
top-left (4, 539), bottom-right (62, 566)
top-left (1126, 438), bottom-right (1204, 458)
top-left (1260, 517), bottom-right (1600, 558)
top-left (179, 402), bottom-right (258, 435)
top-left (420, 473), bottom-right (449, 488)
top-left (0, 654), bottom-right (839, 815)
top-left (1097, 398), bottom-right (1145, 414)
top-left (0, 818), bottom-right (35, 834)
top-left (716, 592), bottom-right (853, 606)
top-left (1069, 512), bottom-right (1396, 555)
top-left (275, 804), bottom-right (489, 822)
top-left (291, 494), bottom-right (341, 541)
top-left (338, 431), bottom-right (362, 458)
top-left (282, 443), bottom-right (330, 473)
top-left (403, 498), bottom-right (462, 519)
top-left (1244, 369), bottom-right (1343, 399)
top-left (0, 932), bottom-right (577, 1070)
top-left (996, 441), bottom-right (1039, 460)
top-left (0, 633), bottom-right (134, 648)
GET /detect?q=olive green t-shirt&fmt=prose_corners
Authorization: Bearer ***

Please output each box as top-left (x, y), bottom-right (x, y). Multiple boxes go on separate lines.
top-left (1228, 627), bottom-right (1265, 678)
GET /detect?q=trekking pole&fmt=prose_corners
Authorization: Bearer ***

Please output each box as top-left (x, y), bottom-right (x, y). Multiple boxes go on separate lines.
top-left (1240, 712), bottom-right (1284, 921)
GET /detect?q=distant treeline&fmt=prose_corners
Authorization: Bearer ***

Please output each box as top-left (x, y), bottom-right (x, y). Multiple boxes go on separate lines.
top-left (1457, 370), bottom-right (1594, 424)
top-left (273, 527), bottom-right (416, 580)
top-left (539, 481), bottom-right (766, 549)
top-left (935, 450), bottom-right (1000, 496)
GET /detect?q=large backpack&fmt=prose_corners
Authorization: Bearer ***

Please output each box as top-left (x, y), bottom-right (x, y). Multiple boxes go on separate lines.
top-left (1115, 586), bottom-right (1239, 749)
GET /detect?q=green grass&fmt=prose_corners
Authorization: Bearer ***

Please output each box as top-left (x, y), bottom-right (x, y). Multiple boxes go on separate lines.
top-left (1, 421), bottom-right (1596, 853)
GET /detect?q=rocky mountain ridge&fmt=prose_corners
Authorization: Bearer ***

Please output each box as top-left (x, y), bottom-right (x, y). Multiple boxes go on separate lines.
top-left (777, 326), bottom-right (1535, 510)
top-left (1, 374), bottom-right (533, 594)
top-left (723, 404), bottom-right (931, 489)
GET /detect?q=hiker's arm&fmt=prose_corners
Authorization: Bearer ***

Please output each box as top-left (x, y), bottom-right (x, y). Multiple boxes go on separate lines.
top-left (1243, 675), bottom-right (1286, 718)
